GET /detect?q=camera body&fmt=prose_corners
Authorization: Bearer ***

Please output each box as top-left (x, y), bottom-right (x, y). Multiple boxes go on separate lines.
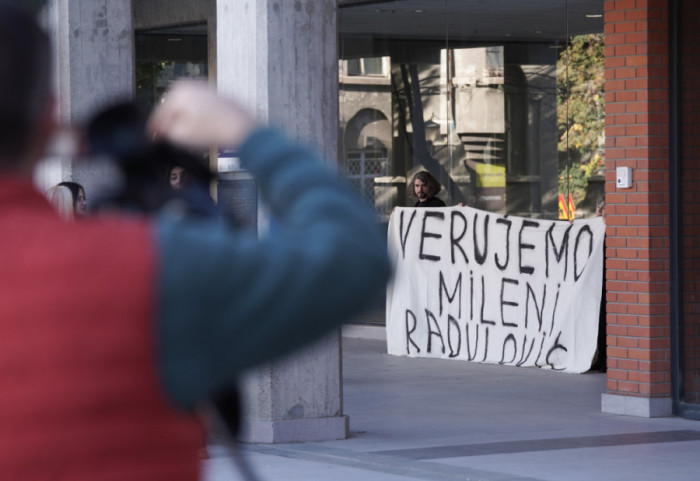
top-left (86, 102), bottom-right (216, 218)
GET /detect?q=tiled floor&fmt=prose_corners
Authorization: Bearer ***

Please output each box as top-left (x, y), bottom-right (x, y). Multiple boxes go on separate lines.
top-left (204, 337), bottom-right (700, 481)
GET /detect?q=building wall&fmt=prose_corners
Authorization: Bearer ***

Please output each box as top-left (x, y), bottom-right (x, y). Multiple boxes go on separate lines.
top-left (132, 0), bottom-right (217, 95)
top-left (603, 0), bottom-right (672, 408)
top-left (39, 0), bottom-right (135, 201)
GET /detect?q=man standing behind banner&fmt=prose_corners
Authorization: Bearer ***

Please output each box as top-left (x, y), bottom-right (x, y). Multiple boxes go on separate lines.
top-left (409, 170), bottom-right (446, 207)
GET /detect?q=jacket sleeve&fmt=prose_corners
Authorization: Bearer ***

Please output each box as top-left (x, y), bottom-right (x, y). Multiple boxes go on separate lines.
top-left (155, 128), bottom-right (391, 409)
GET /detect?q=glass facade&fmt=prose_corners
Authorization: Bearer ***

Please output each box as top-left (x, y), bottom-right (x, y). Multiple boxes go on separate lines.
top-left (679, 0), bottom-right (700, 414)
top-left (338, 1), bottom-right (605, 223)
top-left (134, 27), bottom-right (208, 112)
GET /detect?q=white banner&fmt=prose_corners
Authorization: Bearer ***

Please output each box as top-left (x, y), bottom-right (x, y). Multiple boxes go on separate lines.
top-left (386, 206), bottom-right (605, 373)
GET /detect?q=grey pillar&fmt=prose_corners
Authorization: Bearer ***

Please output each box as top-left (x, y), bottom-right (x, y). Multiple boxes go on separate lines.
top-left (44, 0), bottom-right (134, 194)
top-left (216, 0), bottom-right (346, 443)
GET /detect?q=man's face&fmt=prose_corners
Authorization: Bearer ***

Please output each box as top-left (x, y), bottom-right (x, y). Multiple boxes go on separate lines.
top-left (414, 178), bottom-right (428, 199)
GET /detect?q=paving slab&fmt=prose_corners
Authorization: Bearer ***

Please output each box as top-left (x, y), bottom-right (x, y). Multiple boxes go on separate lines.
top-left (203, 337), bottom-right (700, 481)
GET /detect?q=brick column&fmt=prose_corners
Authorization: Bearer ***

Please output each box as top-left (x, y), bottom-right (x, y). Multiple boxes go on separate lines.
top-left (601, 0), bottom-right (672, 417)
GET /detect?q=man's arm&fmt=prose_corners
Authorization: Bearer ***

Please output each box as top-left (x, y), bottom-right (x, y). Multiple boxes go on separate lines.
top-left (151, 83), bottom-right (391, 408)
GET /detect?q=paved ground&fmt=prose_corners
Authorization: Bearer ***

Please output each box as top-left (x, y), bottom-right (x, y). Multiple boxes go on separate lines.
top-left (203, 336), bottom-right (700, 481)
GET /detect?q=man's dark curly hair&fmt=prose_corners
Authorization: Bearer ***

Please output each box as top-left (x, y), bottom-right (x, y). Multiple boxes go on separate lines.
top-left (408, 170), bottom-right (442, 198)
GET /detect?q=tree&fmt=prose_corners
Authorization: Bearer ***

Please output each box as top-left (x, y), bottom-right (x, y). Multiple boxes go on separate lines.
top-left (557, 34), bottom-right (605, 208)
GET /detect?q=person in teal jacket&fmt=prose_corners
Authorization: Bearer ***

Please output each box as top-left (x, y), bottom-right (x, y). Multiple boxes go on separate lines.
top-left (152, 81), bottom-right (392, 408)
top-left (0, 5), bottom-right (390, 479)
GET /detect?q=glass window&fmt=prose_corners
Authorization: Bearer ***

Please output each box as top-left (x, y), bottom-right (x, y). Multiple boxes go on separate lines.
top-left (339, 1), bottom-right (604, 222)
top-left (346, 58), bottom-right (362, 76)
top-left (134, 27), bottom-right (208, 112)
top-left (363, 57), bottom-right (384, 75)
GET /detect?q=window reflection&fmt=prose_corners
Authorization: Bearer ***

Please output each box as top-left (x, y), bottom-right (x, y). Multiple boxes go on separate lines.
top-left (339, 1), bottom-right (604, 221)
top-left (134, 30), bottom-right (208, 112)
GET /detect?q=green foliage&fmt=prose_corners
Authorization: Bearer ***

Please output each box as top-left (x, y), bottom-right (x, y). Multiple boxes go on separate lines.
top-left (135, 61), bottom-right (168, 112)
top-left (557, 34), bottom-right (605, 207)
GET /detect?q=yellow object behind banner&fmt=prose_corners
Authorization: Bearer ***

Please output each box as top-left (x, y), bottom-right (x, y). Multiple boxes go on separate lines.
top-left (474, 162), bottom-right (506, 188)
top-left (567, 193), bottom-right (576, 221)
top-left (558, 193), bottom-right (568, 220)
top-left (558, 193), bottom-right (576, 221)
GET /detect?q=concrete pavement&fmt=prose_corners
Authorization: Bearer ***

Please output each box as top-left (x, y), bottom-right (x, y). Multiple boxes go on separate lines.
top-left (203, 336), bottom-right (700, 481)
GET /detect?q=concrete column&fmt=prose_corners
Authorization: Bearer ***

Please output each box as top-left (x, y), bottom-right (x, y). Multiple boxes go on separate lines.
top-left (216, 0), bottom-right (346, 443)
top-left (216, 0), bottom-right (337, 159)
top-left (43, 0), bottom-right (134, 194)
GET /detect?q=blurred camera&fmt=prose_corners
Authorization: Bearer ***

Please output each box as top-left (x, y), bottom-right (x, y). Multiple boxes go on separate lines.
top-left (85, 101), bottom-right (215, 217)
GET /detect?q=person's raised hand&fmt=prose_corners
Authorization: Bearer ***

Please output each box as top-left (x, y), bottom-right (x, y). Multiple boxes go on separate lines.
top-left (147, 80), bottom-right (257, 150)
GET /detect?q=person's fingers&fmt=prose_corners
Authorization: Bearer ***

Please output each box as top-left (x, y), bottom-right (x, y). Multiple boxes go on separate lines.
top-left (147, 81), bottom-right (210, 143)
top-left (147, 80), bottom-right (256, 149)
top-left (148, 108), bottom-right (176, 141)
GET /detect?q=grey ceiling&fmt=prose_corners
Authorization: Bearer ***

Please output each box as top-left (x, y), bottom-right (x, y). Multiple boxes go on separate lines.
top-left (142, 1), bottom-right (605, 44)
top-left (339, 0), bottom-right (604, 42)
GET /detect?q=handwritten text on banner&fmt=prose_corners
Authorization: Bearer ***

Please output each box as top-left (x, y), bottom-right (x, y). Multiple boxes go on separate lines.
top-left (386, 206), bottom-right (605, 373)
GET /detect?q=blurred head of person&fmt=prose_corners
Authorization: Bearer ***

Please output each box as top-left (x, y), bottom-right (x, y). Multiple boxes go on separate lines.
top-left (45, 185), bottom-right (75, 221)
top-left (409, 170), bottom-right (441, 201)
top-left (0, 3), bottom-right (53, 176)
top-left (57, 181), bottom-right (87, 218)
top-left (168, 165), bottom-right (186, 190)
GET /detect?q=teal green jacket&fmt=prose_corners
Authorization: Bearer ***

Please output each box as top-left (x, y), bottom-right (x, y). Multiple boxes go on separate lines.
top-left (156, 128), bottom-right (391, 408)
